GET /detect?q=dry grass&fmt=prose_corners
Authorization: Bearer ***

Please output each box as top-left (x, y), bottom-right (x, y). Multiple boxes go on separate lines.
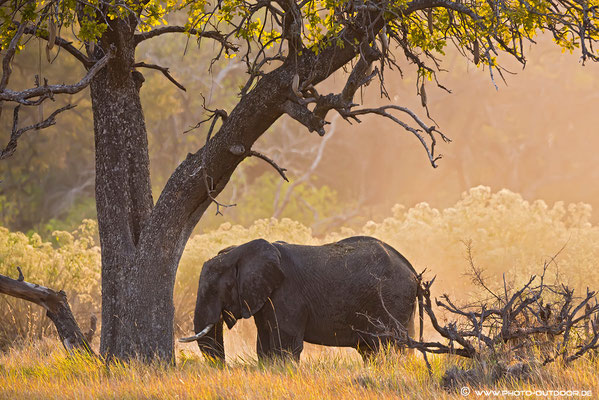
top-left (1, 335), bottom-right (597, 400)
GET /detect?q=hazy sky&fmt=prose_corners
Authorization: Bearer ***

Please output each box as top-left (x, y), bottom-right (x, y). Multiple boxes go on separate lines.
top-left (289, 35), bottom-right (599, 221)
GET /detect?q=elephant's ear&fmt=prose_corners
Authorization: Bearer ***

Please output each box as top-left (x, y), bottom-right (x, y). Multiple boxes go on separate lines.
top-left (236, 239), bottom-right (284, 318)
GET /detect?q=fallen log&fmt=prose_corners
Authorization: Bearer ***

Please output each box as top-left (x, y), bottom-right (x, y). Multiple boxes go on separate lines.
top-left (0, 268), bottom-right (95, 355)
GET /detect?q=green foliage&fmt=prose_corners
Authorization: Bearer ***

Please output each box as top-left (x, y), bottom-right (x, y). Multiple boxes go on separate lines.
top-left (2, 0), bottom-right (598, 236)
top-left (77, 17), bottom-right (107, 42)
top-left (0, 40), bottom-right (95, 234)
top-left (2, 0), bottom-right (597, 67)
top-left (197, 172), bottom-right (343, 231)
top-left (38, 197), bottom-right (97, 239)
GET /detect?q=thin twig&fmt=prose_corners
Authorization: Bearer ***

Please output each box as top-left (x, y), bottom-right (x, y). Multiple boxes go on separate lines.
top-left (249, 150), bottom-right (289, 181)
top-left (133, 62), bottom-right (186, 92)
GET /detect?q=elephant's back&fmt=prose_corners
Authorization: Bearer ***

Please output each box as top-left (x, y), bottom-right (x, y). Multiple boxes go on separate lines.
top-left (275, 236), bottom-right (416, 280)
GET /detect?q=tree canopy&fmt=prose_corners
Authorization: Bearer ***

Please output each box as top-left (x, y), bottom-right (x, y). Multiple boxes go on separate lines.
top-left (1, 0), bottom-right (598, 160)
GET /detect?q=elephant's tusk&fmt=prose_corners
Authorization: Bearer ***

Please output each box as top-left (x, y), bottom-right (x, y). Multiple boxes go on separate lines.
top-left (178, 324), bottom-right (214, 343)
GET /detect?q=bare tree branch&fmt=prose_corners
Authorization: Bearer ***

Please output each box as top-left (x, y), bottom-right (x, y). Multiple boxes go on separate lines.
top-left (132, 62), bottom-right (186, 92)
top-left (1, 104), bottom-right (76, 160)
top-left (344, 104), bottom-right (450, 167)
top-left (369, 254), bottom-right (599, 368)
top-left (280, 100), bottom-right (328, 136)
top-left (133, 26), bottom-right (238, 52)
top-left (249, 150), bottom-right (289, 181)
top-left (0, 49), bottom-right (113, 105)
top-left (188, 105), bottom-right (237, 216)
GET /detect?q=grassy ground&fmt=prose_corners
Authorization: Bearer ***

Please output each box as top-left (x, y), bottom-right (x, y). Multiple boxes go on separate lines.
top-left (1, 337), bottom-right (597, 400)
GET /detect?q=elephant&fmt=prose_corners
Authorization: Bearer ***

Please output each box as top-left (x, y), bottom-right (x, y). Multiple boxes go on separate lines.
top-left (179, 236), bottom-right (421, 362)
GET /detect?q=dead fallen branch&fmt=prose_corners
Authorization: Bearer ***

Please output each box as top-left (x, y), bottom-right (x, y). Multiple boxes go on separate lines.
top-left (0, 268), bottom-right (95, 355)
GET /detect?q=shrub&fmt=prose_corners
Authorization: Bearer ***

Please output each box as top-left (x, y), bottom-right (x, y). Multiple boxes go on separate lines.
top-left (2, 187), bottom-right (598, 348)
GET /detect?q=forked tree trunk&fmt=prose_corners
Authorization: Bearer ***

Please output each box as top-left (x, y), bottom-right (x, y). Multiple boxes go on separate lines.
top-left (88, 18), bottom-right (232, 361)
top-left (86, 10), bottom-right (369, 362)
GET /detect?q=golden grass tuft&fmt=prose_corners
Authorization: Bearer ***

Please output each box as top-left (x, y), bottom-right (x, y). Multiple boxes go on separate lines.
top-left (1, 339), bottom-right (597, 399)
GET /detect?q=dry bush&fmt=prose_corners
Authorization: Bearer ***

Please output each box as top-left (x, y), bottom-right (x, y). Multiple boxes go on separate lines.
top-left (368, 266), bottom-right (599, 389)
top-left (348, 186), bottom-right (599, 298)
top-left (2, 186), bottom-right (598, 355)
top-left (175, 186), bottom-right (599, 340)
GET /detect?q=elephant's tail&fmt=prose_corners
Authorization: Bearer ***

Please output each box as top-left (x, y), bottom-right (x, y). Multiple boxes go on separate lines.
top-left (417, 283), bottom-right (424, 342)
top-left (415, 272), bottom-right (424, 343)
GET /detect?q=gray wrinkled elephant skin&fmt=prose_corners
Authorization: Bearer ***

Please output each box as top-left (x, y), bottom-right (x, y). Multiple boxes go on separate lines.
top-left (185, 236), bottom-right (419, 362)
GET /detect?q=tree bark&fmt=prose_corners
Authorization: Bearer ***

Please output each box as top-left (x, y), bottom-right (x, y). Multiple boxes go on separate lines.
top-left (90, 18), bottom-right (155, 360)
top-left (0, 273), bottom-right (94, 355)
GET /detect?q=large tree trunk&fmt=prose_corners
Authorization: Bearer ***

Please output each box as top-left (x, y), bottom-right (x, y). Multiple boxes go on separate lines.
top-left (88, 17), bottom-right (235, 361)
top-left (90, 18), bottom-right (157, 360)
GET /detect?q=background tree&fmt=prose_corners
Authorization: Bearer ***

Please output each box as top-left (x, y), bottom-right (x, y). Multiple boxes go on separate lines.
top-left (1, 0), bottom-right (598, 362)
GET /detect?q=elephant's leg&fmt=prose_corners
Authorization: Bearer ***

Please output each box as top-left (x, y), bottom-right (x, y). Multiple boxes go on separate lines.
top-left (290, 333), bottom-right (304, 361)
top-left (357, 341), bottom-right (377, 363)
top-left (197, 318), bottom-right (225, 364)
top-left (254, 301), bottom-right (306, 362)
top-left (273, 310), bottom-right (306, 362)
top-left (272, 328), bottom-right (304, 361)
top-left (358, 336), bottom-right (410, 362)
top-left (254, 311), bottom-right (274, 361)
top-left (356, 335), bottom-right (384, 363)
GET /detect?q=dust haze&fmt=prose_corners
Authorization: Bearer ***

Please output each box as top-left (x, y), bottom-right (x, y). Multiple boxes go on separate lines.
top-left (250, 36), bottom-right (599, 221)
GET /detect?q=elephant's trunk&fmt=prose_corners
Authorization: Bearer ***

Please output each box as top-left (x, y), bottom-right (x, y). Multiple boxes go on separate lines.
top-left (195, 317), bottom-right (225, 362)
